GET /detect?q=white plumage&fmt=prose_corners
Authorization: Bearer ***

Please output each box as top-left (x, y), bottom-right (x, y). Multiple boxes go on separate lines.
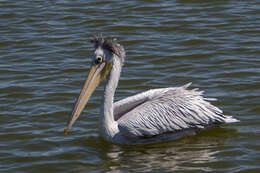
top-left (65, 36), bottom-right (239, 145)
top-left (116, 84), bottom-right (238, 138)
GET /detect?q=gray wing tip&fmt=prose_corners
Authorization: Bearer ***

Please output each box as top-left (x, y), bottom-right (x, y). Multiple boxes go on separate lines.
top-left (183, 82), bottom-right (192, 89)
top-left (205, 97), bottom-right (218, 101)
top-left (183, 83), bottom-right (219, 102)
top-left (224, 116), bottom-right (240, 123)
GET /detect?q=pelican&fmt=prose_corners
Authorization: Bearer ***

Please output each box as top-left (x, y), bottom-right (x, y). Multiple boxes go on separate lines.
top-left (64, 36), bottom-right (239, 145)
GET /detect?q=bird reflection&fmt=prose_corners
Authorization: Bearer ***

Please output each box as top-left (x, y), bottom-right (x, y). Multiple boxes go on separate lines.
top-left (101, 127), bottom-right (238, 172)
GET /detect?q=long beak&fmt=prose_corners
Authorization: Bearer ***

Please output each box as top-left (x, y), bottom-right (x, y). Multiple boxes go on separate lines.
top-left (64, 62), bottom-right (111, 134)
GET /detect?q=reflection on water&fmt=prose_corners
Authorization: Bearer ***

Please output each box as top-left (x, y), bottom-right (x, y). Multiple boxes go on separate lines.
top-left (100, 128), bottom-right (238, 172)
top-left (107, 146), bottom-right (218, 172)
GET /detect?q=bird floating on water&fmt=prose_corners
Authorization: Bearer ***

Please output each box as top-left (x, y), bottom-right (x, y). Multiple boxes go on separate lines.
top-left (64, 36), bottom-right (239, 145)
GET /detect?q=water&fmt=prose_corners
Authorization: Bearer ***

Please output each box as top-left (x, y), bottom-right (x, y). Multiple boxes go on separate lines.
top-left (1, 0), bottom-right (260, 172)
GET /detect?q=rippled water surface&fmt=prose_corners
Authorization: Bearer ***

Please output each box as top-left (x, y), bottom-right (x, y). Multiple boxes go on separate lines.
top-left (1, 0), bottom-right (260, 172)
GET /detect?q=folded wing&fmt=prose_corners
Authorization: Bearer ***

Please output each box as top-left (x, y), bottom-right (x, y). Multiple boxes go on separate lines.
top-left (117, 83), bottom-right (238, 137)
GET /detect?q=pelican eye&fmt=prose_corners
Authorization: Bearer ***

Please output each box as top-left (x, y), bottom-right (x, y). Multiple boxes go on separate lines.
top-left (95, 56), bottom-right (103, 64)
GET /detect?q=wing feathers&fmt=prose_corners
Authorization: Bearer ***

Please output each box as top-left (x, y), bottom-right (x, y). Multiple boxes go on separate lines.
top-left (117, 84), bottom-right (238, 138)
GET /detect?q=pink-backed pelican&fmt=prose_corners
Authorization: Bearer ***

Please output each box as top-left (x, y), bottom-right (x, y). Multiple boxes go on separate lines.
top-left (64, 36), bottom-right (239, 145)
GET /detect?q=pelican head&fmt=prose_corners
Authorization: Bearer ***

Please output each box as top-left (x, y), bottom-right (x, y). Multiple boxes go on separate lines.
top-left (64, 36), bottom-right (125, 133)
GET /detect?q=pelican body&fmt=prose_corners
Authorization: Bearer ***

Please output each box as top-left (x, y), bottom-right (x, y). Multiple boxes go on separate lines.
top-left (65, 36), bottom-right (239, 145)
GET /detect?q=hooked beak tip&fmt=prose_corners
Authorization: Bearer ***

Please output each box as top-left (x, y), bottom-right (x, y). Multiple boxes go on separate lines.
top-left (64, 127), bottom-right (69, 135)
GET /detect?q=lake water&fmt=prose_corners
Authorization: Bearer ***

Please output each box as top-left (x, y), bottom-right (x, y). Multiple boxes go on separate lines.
top-left (1, 0), bottom-right (260, 172)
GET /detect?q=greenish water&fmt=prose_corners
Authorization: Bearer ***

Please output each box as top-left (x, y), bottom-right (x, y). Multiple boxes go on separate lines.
top-left (1, 0), bottom-right (260, 172)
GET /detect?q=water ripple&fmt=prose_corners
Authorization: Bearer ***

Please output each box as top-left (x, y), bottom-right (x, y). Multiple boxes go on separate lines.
top-left (0, 0), bottom-right (260, 172)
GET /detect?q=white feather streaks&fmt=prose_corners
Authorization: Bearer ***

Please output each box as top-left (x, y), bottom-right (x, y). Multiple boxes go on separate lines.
top-left (117, 83), bottom-right (239, 137)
